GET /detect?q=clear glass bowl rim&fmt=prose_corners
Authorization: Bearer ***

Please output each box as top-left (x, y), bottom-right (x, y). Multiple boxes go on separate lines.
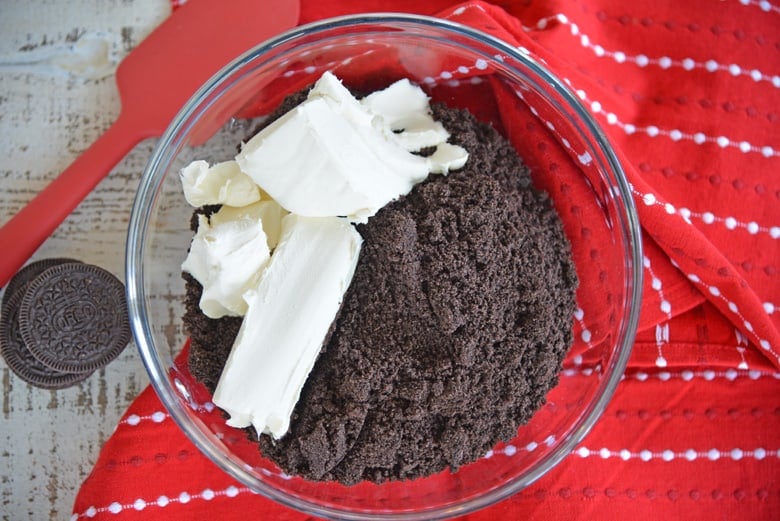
top-left (126, 12), bottom-right (643, 521)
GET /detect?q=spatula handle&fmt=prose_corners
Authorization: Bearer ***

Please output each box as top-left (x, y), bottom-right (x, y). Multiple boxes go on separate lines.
top-left (0, 115), bottom-right (141, 288)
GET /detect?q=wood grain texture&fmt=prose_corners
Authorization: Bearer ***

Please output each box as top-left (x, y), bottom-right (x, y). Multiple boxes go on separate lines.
top-left (0, 1), bottom-right (170, 519)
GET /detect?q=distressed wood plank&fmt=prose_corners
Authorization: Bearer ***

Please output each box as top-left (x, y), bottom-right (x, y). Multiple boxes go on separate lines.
top-left (0, 1), bottom-right (170, 519)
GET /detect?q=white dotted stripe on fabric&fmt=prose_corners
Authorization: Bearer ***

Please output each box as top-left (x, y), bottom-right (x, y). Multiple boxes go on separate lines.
top-left (642, 255), bottom-right (672, 368)
top-left (630, 184), bottom-right (780, 239)
top-left (117, 400), bottom-right (222, 428)
top-left (422, 74), bottom-right (485, 89)
top-left (573, 446), bottom-right (778, 462)
top-left (654, 323), bottom-right (670, 368)
top-left (450, 2), bottom-right (487, 17)
top-left (544, 13), bottom-right (780, 88)
top-left (71, 441), bottom-right (779, 519)
top-left (736, 0), bottom-right (780, 14)
top-left (685, 272), bottom-right (780, 363)
top-left (562, 364), bottom-right (604, 377)
top-left (735, 328), bottom-right (751, 370)
top-left (557, 3), bottom-right (780, 51)
top-left (569, 353), bottom-right (585, 367)
top-left (523, 98), bottom-right (596, 168)
top-left (115, 370), bottom-right (779, 438)
top-left (529, 14), bottom-right (564, 32)
top-left (572, 307), bottom-right (595, 350)
top-left (561, 367), bottom-right (780, 381)
top-left (118, 411), bottom-right (168, 427)
top-left (280, 48), bottom-right (378, 80)
top-left (71, 485), bottom-right (258, 520)
top-left (70, 440), bottom-right (779, 519)
top-left (615, 368), bottom-right (780, 382)
top-left (121, 372), bottom-right (779, 436)
top-left (109, 366), bottom-right (780, 438)
top-left (485, 435), bottom-right (559, 459)
top-left (567, 81), bottom-right (780, 158)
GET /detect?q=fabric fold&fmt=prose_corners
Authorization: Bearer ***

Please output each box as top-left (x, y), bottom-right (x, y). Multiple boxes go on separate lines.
top-left (72, 0), bottom-right (779, 519)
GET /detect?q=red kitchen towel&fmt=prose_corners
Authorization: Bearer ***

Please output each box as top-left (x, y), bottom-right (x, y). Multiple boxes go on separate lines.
top-left (71, 0), bottom-right (779, 519)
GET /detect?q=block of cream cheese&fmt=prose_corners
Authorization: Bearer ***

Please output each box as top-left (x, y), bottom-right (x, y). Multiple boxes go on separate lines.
top-left (180, 159), bottom-right (261, 208)
top-left (181, 208), bottom-right (271, 318)
top-left (236, 71), bottom-right (467, 223)
top-left (359, 77), bottom-right (449, 151)
top-left (181, 71), bottom-right (469, 440)
top-left (212, 214), bottom-right (363, 439)
top-left (209, 198), bottom-right (287, 251)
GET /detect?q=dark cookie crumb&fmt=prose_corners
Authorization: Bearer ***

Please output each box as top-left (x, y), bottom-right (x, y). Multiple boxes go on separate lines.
top-left (183, 96), bottom-right (578, 485)
top-left (183, 272), bottom-right (242, 392)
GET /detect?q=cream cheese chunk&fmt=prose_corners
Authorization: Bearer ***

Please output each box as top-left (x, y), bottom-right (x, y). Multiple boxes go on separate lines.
top-left (427, 142), bottom-right (470, 173)
top-left (209, 199), bottom-right (287, 251)
top-left (181, 210), bottom-right (271, 318)
top-left (181, 71), bottom-right (470, 440)
top-left (180, 159), bottom-right (261, 208)
top-left (212, 214), bottom-right (363, 439)
top-left (235, 71), bottom-right (468, 223)
top-left (360, 77), bottom-right (450, 152)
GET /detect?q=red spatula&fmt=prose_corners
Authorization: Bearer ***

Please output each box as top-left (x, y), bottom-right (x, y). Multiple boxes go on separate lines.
top-left (0, 0), bottom-right (300, 288)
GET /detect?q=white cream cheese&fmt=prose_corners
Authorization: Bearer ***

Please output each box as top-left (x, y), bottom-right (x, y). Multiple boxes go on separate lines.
top-left (209, 199), bottom-right (287, 251)
top-left (180, 160), bottom-right (261, 208)
top-left (181, 211), bottom-right (271, 318)
top-left (212, 214), bottom-right (363, 439)
top-left (236, 71), bottom-right (468, 223)
top-left (360, 77), bottom-right (449, 152)
top-left (181, 71), bottom-right (469, 440)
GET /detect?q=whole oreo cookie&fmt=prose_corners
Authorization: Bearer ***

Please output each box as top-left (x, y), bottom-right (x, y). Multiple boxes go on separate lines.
top-left (1, 258), bottom-right (81, 313)
top-left (0, 286), bottom-right (91, 389)
top-left (19, 262), bottom-right (131, 374)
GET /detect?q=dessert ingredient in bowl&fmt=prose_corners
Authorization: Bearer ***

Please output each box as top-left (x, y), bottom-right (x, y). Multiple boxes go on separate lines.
top-left (259, 110), bottom-right (578, 482)
top-left (213, 214), bottom-right (362, 439)
top-left (180, 160), bottom-right (261, 208)
top-left (207, 198), bottom-right (287, 250)
top-left (181, 213), bottom-right (269, 319)
top-left (186, 97), bottom-right (578, 484)
top-left (236, 71), bottom-right (467, 223)
top-left (181, 72), bottom-right (469, 440)
top-left (181, 199), bottom-right (285, 318)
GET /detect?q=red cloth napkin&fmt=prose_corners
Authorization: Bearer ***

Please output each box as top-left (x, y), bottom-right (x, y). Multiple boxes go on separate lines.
top-left (72, 0), bottom-right (779, 519)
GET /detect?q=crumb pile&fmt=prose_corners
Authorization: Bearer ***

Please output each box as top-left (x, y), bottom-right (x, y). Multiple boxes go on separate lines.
top-left (184, 97), bottom-right (578, 485)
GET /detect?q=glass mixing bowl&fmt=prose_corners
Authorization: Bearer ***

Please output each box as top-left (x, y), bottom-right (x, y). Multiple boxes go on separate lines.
top-left (127, 13), bottom-right (642, 520)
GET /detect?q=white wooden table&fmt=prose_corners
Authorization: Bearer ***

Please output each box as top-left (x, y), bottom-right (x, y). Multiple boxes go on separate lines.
top-left (0, 2), bottom-right (170, 519)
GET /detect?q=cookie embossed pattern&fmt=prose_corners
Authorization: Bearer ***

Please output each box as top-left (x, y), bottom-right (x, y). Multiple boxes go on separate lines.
top-left (0, 260), bottom-right (131, 389)
top-left (20, 263), bottom-right (130, 374)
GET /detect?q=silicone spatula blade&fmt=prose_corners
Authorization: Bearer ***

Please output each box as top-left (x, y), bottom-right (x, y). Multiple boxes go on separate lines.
top-left (0, 0), bottom-right (300, 288)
